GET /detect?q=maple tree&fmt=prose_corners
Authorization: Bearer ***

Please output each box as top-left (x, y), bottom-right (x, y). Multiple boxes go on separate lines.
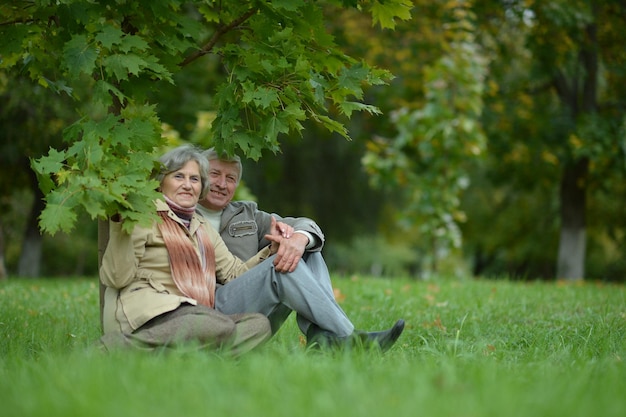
top-left (0, 0), bottom-right (411, 236)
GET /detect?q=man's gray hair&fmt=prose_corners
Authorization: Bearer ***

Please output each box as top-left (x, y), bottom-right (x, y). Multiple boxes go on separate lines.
top-left (157, 145), bottom-right (211, 199)
top-left (201, 147), bottom-right (243, 183)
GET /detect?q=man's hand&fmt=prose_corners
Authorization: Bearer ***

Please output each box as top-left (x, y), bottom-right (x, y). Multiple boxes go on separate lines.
top-left (264, 216), bottom-right (308, 273)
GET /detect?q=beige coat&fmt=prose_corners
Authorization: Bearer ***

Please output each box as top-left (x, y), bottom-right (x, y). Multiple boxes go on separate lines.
top-left (100, 199), bottom-right (272, 334)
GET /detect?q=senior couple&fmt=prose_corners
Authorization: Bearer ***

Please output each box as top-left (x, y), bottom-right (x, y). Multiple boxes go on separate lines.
top-left (100, 145), bottom-right (405, 355)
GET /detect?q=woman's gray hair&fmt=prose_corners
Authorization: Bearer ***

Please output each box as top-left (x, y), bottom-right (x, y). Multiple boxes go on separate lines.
top-left (201, 147), bottom-right (243, 183)
top-left (157, 145), bottom-right (211, 199)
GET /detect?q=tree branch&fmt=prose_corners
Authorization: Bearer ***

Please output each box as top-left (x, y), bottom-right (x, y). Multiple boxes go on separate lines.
top-left (0, 18), bottom-right (34, 26)
top-left (179, 8), bottom-right (257, 67)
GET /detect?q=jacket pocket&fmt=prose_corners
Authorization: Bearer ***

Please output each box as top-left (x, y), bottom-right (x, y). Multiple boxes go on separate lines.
top-left (147, 278), bottom-right (169, 293)
top-left (228, 220), bottom-right (258, 237)
top-left (119, 280), bottom-right (178, 330)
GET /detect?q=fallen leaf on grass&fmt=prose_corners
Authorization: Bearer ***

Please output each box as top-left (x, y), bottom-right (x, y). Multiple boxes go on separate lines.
top-left (422, 315), bottom-right (446, 332)
top-left (483, 344), bottom-right (496, 355)
top-left (333, 287), bottom-right (346, 303)
top-left (427, 284), bottom-right (440, 293)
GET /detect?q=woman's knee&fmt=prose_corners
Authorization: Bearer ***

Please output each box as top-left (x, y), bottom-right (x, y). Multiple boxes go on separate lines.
top-left (172, 306), bottom-right (237, 342)
top-left (233, 313), bottom-right (272, 341)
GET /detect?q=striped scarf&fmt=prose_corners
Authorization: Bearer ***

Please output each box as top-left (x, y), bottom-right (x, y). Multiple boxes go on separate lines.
top-left (157, 196), bottom-right (216, 307)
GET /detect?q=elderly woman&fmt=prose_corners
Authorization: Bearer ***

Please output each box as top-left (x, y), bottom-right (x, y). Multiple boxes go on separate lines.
top-left (100, 145), bottom-right (274, 354)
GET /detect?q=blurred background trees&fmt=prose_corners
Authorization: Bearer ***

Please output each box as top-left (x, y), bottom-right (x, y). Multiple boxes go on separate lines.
top-left (1, 0), bottom-right (625, 281)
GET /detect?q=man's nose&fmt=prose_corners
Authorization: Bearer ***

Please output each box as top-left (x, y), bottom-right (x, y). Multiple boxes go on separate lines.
top-left (214, 176), bottom-right (226, 187)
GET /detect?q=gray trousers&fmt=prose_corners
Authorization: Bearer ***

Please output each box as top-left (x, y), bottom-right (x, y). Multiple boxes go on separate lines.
top-left (215, 252), bottom-right (354, 337)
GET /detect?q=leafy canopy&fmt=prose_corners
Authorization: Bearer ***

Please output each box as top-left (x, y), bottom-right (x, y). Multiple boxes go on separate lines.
top-left (0, 0), bottom-right (411, 234)
top-left (362, 3), bottom-right (488, 260)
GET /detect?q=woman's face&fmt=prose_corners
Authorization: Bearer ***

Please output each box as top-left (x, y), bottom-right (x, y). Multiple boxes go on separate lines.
top-left (160, 160), bottom-right (202, 208)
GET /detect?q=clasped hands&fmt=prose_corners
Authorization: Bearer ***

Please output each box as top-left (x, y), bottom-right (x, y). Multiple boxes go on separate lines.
top-left (264, 216), bottom-right (308, 273)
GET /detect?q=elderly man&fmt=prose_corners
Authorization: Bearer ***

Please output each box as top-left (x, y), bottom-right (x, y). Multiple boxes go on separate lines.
top-left (197, 148), bottom-right (404, 351)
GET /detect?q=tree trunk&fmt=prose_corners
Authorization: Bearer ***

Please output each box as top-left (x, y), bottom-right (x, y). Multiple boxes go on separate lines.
top-left (17, 175), bottom-right (45, 278)
top-left (98, 219), bottom-right (109, 332)
top-left (97, 86), bottom-right (121, 332)
top-left (554, 15), bottom-right (597, 281)
top-left (556, 158), bottom-right (588, 280)
top-left (0, 220), bottom-right (7, 280)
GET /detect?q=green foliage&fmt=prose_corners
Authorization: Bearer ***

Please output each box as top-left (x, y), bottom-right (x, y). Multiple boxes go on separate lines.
top-left (362, 3), bottom-right (488, 263)
top-left (368, 0), bottom-right (413, 29)
top-left (466, 0), bottom-right (626, 278)
top-left (460, 165), bottom-right (561, 279)
top-left (1, 277), bottom-right (625, 417)
top-left (523, 0), bottom-right (625, 167)
top-left (327, 235), bottom-right (420, 277)
top-left (31, 106), bottom-right (164, 235)
top-left (0, 76), bottom-right (72, 199)
top-left (0, 0), bottom-right (411, 235)
top-left (209, 4), bottom-right (392, 159)
top-left (334, 0), bottom-right (626, 279)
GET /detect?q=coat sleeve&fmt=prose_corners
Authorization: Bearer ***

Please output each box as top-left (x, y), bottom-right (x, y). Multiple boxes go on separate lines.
top-left (99, 220), bottom-right (147, 289)
top-left (254, 208), bottom-right (325, 252)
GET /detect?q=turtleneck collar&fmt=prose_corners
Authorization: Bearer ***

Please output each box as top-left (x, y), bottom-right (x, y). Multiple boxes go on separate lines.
top-left (163, 195), bottom-right (196, 227)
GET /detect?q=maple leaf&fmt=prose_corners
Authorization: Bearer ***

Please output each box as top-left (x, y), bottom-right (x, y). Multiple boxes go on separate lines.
top-left (31, 148), bottom-right (66, 175)
top-left (339, 101), bottom-right (382, 118)
top-left (95, 26), bottom-right (124, 49)
top-left (369, 0), bottom-right (412, 30)
top-left (63, 35), bottom-right (98, 78)
top-left (39, 202), bottom-right (78, 235)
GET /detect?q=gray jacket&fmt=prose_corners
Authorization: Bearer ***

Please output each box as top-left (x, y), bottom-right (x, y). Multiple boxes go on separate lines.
top-left (217, 201), bottom-right (325, 260)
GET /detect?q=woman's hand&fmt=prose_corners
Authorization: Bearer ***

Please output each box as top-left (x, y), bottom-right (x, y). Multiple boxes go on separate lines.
top-left (274, 220), bottom-right (294, 239)
top-left (264, 216), bottom-right (283, 255)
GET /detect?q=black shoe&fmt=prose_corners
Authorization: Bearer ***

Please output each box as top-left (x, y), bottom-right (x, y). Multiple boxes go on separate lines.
top-left (306, 319), bottom-right (405, 353)
top-left (306, 324), bottom-right (345, 349)
top-left (356, 319), bottom-right (405, 352)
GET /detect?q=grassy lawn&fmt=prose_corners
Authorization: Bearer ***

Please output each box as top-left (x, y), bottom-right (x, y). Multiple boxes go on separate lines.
top-left (1, 276), bottom-right (624, 417)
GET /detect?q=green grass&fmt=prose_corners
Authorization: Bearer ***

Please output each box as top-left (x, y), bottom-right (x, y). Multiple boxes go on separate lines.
top-left (1, 276), bottom-right (625, 417)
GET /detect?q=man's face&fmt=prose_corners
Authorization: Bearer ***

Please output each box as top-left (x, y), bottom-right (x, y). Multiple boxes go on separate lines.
top-left (201, 159), bottom-right (239, 210)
